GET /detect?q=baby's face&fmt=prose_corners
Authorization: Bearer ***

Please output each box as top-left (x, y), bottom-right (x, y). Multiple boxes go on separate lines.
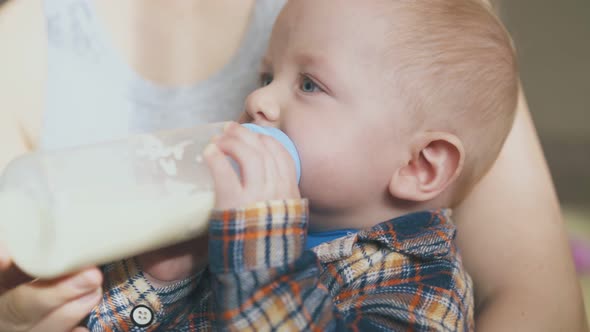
top-left (243, 0), bottom-right (411, 230)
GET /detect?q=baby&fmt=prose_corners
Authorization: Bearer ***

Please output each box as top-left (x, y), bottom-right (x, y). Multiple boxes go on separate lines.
top-left (88, 0), bottom-right (517, 330)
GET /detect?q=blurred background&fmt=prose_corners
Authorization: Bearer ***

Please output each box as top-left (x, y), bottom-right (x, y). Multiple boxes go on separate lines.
top-left (497, 0), bottom-right (590, 322)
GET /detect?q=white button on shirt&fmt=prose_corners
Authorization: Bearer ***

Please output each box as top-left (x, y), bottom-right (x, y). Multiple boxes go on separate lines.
top-left (131, 305), bottom-right (154, 327)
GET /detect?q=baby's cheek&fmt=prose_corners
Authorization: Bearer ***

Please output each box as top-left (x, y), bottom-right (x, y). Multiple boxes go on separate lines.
top-left (298, 154), bottom-right (360, 210)
top-left (288, 123), bottom-right (360, 208)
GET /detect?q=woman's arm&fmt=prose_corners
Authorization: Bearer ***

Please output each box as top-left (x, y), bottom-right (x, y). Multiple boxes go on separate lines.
top-left (0, 3), bottom-right (102, 331)
top-left (454, 88), bottom-right (587, 331)
top-left (0, 0), bottom-right (45, 170)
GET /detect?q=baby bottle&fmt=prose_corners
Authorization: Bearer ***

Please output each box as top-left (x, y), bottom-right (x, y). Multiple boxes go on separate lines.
top-left (0, 123), bottom-right (300, 279)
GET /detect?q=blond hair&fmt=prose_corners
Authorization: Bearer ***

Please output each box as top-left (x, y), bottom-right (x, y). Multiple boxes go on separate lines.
top-left (383, 0), bottom-right (519, 194)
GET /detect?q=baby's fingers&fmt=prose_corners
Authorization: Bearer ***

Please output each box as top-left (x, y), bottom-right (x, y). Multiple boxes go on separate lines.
top-left (203, 144), bottom-right (242, 210)
top-left (213, 136), bottom-right (265, 190)
top-left (260, 135), bottom-right (298, 187)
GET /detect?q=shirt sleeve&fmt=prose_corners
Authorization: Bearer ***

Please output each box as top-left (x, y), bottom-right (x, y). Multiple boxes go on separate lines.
top-left (208, 199), bottom-right (473, 331)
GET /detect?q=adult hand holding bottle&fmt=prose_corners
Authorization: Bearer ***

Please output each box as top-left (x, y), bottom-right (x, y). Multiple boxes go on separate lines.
top-left (0, 244), bottom-right (102, 332)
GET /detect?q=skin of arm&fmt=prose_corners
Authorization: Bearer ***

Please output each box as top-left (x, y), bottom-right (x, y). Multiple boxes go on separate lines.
top-left (454, 88), bottom-right (588, 331)
top-left (456, 1), bottom-right (587, 329)
top-left (0, 0), bottom-right (45, 171)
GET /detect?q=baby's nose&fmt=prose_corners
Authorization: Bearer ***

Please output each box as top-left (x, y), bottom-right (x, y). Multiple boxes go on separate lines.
top-left (244, 89), bottom-right (280, 127)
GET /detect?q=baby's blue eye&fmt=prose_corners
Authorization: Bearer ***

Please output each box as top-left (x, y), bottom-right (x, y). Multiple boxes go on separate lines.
top-left (259, 73), bottom-right (273, 87)
top-left (300, 77), bottom-right (321, 93)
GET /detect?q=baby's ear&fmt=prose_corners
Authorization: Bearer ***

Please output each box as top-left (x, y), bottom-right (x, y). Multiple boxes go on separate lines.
top-left (389, 133), bottom-right (464, 202)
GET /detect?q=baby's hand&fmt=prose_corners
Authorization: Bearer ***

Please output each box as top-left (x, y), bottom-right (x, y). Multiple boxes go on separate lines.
top-left (203, 122), bottom-right (300, 210)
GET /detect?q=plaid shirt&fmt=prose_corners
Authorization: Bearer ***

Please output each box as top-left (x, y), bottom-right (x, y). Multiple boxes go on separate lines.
top-left (87, 199), bottom-right (473, 331)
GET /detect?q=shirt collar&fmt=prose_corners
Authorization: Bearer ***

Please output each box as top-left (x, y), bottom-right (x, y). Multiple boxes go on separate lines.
top-left (312, 209), bottom-right (455, 263)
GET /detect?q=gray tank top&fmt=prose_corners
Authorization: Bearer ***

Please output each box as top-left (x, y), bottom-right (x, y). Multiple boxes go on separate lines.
top-left (41, 0), bottom-right (285, 150)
